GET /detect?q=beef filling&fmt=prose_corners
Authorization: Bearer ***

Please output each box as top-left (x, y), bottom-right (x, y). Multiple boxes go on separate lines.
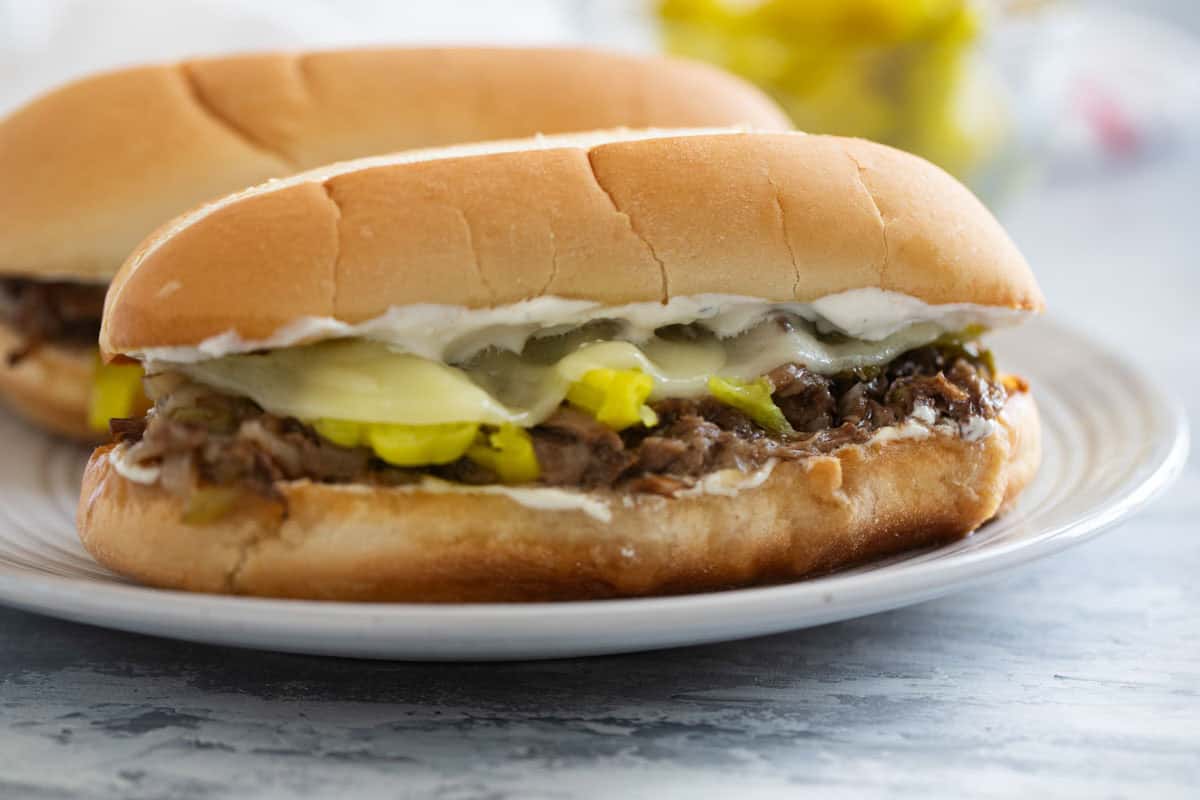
top-left (111, 344), bottom-right (1007, 502)
top-left (0, 279), bottom-right (107, 364)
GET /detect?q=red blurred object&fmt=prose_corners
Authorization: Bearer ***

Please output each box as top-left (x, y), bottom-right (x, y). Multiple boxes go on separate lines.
top-left (1075, 79), bottom-right (1141, 158)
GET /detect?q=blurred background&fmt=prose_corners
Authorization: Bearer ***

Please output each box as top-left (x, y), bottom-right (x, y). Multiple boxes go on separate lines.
top-left (0, 0), bottom-right (1197, 366)
top-left (4, 1), bottom-right (1199, 187)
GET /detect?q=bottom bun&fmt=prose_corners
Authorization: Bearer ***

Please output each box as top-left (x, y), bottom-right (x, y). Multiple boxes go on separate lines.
top-left (78, 392), bottom-right (1040, 602)
top-left (0, 322), bottom-right (97, 441)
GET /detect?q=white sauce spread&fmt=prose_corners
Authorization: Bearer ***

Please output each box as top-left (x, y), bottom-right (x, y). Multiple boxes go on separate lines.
top-left (108, 446), bottom-right (161, 485)
top-left (910, 403), bottom-right (938, 426)
top-left (867, 420), bottom-right (934, 445)
top-left (402, 479), bottom-right (613, 523)
top-left (959, 416), bottom-right (998, 442)
top-left (135, 290), bottom-right (1028, 365)
top-left (674, 460), bottom-right (779, 498)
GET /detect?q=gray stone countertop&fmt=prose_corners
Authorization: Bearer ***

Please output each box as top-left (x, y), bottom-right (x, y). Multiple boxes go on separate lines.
top-left (2, 112), bottom-right (1199, 800)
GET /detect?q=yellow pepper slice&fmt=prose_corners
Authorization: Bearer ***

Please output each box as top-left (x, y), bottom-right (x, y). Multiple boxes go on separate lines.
top-left (707, 376), bottom-right (795, 435)
top-left (566, 368), bottom-right (658, 430)
top-left (657, 0), bottom-right (988, 177)
top-left (182, 486), bottom-right (245, 526)
top-left (314, 419), bottom-right (480, 466)
top-left (467, 425), bottom-right (540, 484)
top-left (312, 418), bottom-right (365, 449)
top-left (313, 418), bottom-right (539, 479)
top-left (364, 422), bottom-right (480, 467)
top-left (88, 355), bottom-right (146, 432)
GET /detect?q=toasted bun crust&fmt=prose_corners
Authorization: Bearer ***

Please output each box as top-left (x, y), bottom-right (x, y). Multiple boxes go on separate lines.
top-left (102, 132), bottom-right (1043, 356)
top-left (0, 47), bottom-right (790, 282)
top-left (0, 322), bottom-right (97, 441)
top-left (76, 391), bottom-right (1039, 601)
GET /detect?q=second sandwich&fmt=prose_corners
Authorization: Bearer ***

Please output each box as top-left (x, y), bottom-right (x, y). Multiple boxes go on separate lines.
top-left (0, 47), bottom-right (788, 439)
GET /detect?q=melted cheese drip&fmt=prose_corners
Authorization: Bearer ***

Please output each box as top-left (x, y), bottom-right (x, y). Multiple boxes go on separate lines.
top-left (172, 317), bottom-right (944, 427)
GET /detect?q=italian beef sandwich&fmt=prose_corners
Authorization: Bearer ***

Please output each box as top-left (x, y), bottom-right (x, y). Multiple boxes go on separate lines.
top-left (80, 129), bottom-right (1043, 601)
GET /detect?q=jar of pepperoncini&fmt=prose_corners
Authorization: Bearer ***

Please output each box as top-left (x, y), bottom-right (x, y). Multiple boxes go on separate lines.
top-left (655, 0), bottom-right (1009, 182)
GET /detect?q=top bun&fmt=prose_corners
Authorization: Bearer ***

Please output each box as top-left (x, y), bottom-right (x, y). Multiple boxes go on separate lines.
top-left (0, 47), bottom-right (790, 283)
top-left (101, 131), bottom-right (1043, 357)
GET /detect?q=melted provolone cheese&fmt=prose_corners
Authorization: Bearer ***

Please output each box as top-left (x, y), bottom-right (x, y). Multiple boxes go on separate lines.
top-left (172, 316), bottom-right (945, 427)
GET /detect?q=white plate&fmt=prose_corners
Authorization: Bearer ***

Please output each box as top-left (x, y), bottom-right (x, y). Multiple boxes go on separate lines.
top-left (0, 319), bottom-right (1187, 660)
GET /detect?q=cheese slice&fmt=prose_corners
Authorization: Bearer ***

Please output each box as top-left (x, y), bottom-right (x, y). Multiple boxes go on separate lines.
top-left (173, 318), bottom-right (945, 427)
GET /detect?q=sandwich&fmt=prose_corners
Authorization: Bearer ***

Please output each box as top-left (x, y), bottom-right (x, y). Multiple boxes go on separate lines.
top-left (0, 47), bottom-right (789, 440)
top-left (79, 130), bottom-right (1043, 601)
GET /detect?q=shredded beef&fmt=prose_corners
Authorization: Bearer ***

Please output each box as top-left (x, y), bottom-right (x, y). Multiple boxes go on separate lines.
top-left (835, 374), bottom-right (898, 428)
top-left (531, 407), bottom-right (636, 486)
top-left (109, 416), bottom-right (148, 441)
top-left (111, 344), bottom-right (1008, 503)
top-left (117, 390), bottom-right (379, 500)
top-left (0, 279), bottom-right (107, 364)
top-left (630, 399), bottom-right (767, 480)
top-left (767, 364), bottom-right (836, 432)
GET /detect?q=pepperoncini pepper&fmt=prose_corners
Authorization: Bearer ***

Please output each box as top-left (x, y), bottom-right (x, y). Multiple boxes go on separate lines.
top-left (182, 486), bottom-right (245, 526)
top-left (566, 368), bottom-right (658, 430)
top-left (88, 354), bottom-right (147, 432)
top-left (368, 423), bottom-right (479, 466)
top-left (467, 425), bottom-right (540, 484)
top-left (312, 419), bottom-right (480, 467)
top-left (311, 418), bottom-right (365, 449)
top-left (657, 0), bottom-right (996, 179)
top-left (707, 375), bottom-right (794, 435)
